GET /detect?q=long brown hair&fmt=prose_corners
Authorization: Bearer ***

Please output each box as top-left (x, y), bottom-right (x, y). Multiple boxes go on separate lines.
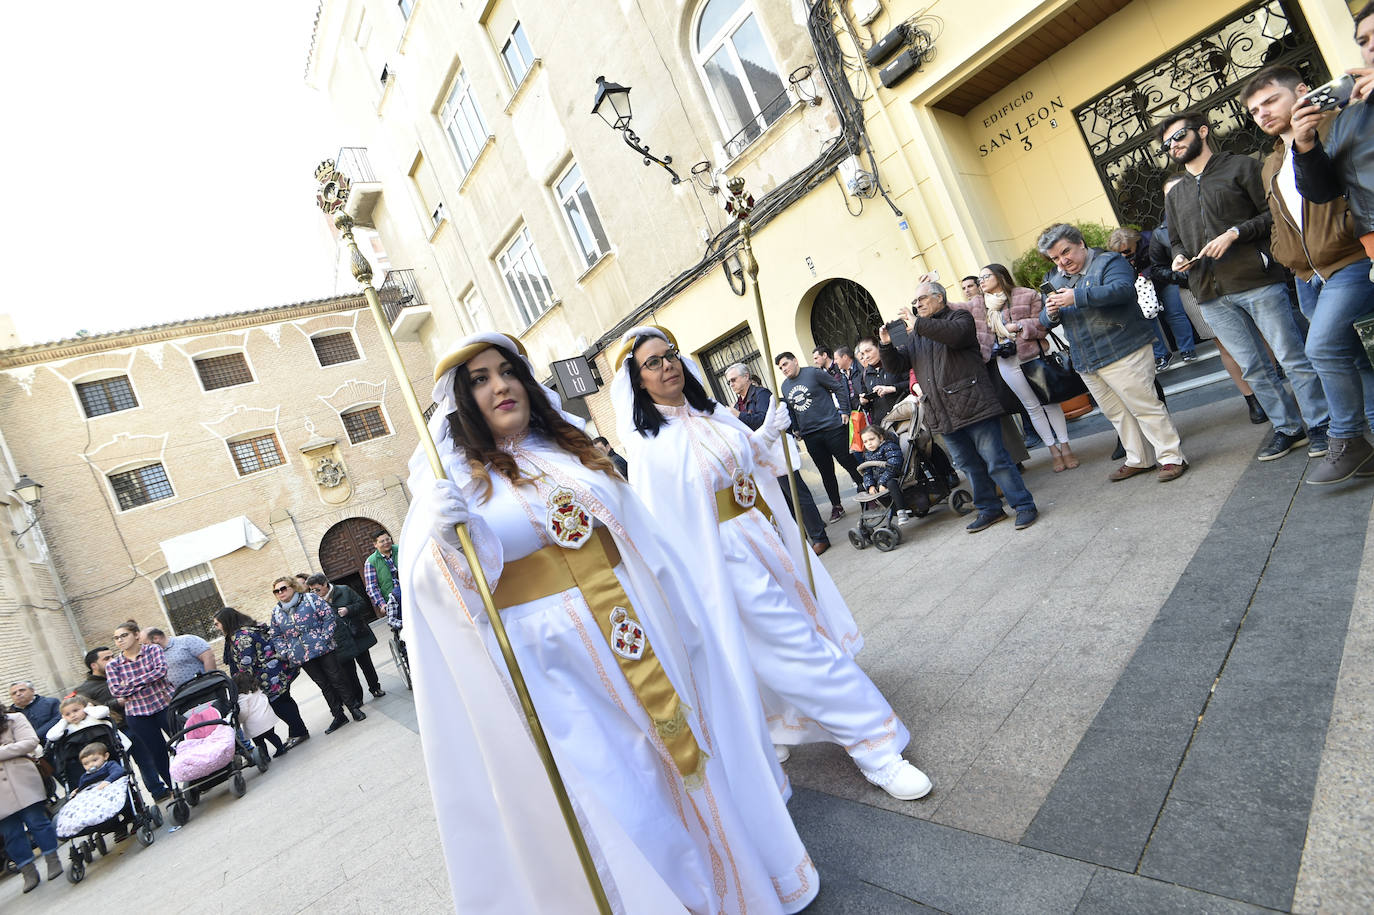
top-left (447, 344), bottom-right (614, 499)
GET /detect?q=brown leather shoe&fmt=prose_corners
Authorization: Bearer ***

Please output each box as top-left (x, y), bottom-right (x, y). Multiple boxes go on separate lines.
top-left (1108, 463), bottom-right (1153, 482)
top-left (1157, 462), bottom-right (1189, 482)
top-left (812, 541), bottom-right (830, 556)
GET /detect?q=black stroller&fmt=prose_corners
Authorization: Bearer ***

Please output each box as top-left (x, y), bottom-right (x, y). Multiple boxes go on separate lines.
top-left (849, 398), bottom-right (973, 552)
top-left (48, 720), bottom-right (163, 882)
top-left (165, 670), bottom-right (267, 826)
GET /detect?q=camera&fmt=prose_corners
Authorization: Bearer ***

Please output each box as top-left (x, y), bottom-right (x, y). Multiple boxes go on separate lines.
top-left (992, 339), bottom-right (1017, 358)
top-left (1298, 74), bottom-right (1355, 113)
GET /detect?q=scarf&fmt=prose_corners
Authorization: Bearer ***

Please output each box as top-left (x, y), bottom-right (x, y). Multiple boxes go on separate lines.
top-left (985, 291), bottom-right (1014, 341)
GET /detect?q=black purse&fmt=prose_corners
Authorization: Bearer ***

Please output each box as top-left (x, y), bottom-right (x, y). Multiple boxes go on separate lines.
top-left (991, 339), bottom-right (1017, 358)
top-left (1021, 331), bottom-right (1089, 404)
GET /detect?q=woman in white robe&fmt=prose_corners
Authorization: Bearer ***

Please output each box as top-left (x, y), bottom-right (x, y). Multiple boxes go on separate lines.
top-left (400, 332), bottom-right (818, 914)
top-left (611, 326), bottom-right (932, 801)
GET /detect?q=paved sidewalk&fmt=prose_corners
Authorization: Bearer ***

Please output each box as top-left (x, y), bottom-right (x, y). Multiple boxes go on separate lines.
top-left (4, 395), bottom-right (1370, 912)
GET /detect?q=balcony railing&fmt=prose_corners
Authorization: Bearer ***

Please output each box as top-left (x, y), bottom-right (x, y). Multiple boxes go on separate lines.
top-left (378, 269), bottom-right (425, 326)
top-left (723, 89), bottom-right (794, 161)
top-left (335, 146), bottom-right (378, 184)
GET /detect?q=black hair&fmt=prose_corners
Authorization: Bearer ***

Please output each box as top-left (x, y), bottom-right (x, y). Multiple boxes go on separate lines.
top-left (145, 628), bottom-right (165, 640)
top-left (305, 573), bottom-right (329, 588)
top-left (627, 335), bottom-right (717, 438)
top-left (214, 607), bottom-right (257, 636)
top-left (774, 351), bottom-right (796, 366)
top-left (83, 647), bottom-right (109, 671)
top-left (372, 530), bottom-right (389, 541)
top-left (1356, 2), bottom-right (1372, 30)
top-left (835, 345), bottom-right (854, 360)
top-left (1240, 65), bottom-right (1303, 103)
top-left (592, 435), bottom-right (610, 446)
top-left (1156, 111), bottom-right (1207, 144)
top-left (961, 275), bottom-right (979, 285)
top-left (812, 345), bottom-right (833, 358)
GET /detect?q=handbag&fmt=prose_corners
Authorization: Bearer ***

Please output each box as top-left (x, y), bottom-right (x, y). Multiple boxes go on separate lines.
top-left (1022, 331), bottom-right (1090, 405)
top-left (847, 410), bottom-right (869, 453)
top-left (1135, 275), bottom-right (1163, 319)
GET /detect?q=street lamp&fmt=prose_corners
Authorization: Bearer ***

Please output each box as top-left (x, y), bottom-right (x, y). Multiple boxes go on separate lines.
top-left (591, 76), bottom-right (681, 184)
top-left (9, 474), bottom-right (43, 546)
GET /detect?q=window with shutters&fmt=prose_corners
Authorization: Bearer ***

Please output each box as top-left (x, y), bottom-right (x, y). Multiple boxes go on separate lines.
top-left (194, 352), bottom-right (254, 390)
top-left (228, 433), bottom-right (285, 475)
top-left (76, 375), bottom-right (139, 417)
top-left (109, 463), bottom-right (175, 511)
top-left (341, 405), bottom-right (391, 443)
top-left (311, 331), bottom-right (361, 366)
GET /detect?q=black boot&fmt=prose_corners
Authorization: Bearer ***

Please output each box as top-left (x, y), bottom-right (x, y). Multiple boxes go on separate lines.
top-left (324, 715), bottom-right (349, 734)
top-left (1245, 393), bottom-right (1267, 424)
top-left (349, 705), bottom-right (367, 722)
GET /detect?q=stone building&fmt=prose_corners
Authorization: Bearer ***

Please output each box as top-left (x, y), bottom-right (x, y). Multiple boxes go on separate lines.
top-left (307, 0), bottom-right (1363, 446)
top-left (0, 295), bottom-right (430, 686)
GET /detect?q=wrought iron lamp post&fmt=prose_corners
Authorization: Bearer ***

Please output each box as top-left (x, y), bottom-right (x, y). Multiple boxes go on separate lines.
top-left (9, 474), bottom-right (43, 546)
top-left (591, 76), bottom-right (681, 184)
top-left (311, 160), bottom-right (611, 914)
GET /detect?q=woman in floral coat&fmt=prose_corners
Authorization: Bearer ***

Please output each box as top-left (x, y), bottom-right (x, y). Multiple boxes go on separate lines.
top-left (268, 576), bottom-right (363, 734)
top-left (215, 607), bottom-right (308, 747)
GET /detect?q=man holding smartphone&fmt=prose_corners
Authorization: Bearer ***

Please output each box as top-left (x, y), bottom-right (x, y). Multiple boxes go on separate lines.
top-left (1245, 64), bottom-right (1374, 484)
top-left (1160, 111), bottom-right (1330, 462)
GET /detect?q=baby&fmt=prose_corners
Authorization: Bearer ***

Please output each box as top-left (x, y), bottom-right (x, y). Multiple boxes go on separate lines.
top-left (859, 426), bottom-right (909, 517)
top-left (72, 743), bottom-right (126, 795)
top-left (47, 695), bottom-right (131, 747)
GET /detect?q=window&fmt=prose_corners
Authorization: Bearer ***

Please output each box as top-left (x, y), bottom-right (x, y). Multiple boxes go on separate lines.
top-left (554, 163), bottom-right (611, 267)
top-left (423, 402), bottom-right (439, 421)
top-left (194, 352), bottom-right (254, 390)
top-left (228, 433), bottom-right (285, 475)
top-left (462, 288), bottom-right (487, 331)
top-left (109, 463), bottom-right (174, 511)
top-left (312, 332), bottom-right (361, 366)
top-left (497, 227), bottom-right (556, 325)
top-left (441, 69), bottom-right (489, 176)
top-left (342, 405), bottom-right (390, 443)
top-left (155, 564), bottom-right (223, 642)
top-left (76, 376), bottom-right (138, 417)
top-left (694, 0), bottom-right (789, 155)
top-left (500, 21), bottom-right (535, 86)
top-left (409, 154), bottom-right (446, 233)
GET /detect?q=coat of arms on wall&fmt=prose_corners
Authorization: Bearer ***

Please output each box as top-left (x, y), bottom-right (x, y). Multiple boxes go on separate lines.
top-left (313, 457), bottom-right (347, 488)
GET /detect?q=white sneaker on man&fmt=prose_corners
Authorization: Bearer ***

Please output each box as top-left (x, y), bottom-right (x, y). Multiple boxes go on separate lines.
top-left (862, 758), bottom-right (932, 800)
top-left (773, 744), bottom-right (791, 764)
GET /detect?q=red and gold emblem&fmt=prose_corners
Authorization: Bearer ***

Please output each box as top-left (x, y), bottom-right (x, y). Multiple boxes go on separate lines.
top-left (546, 487), bottom-right (592, 549)
top-left (609, 607), bottom-right (647, 661)
top-left (731, 469), bottom-right (757, 510)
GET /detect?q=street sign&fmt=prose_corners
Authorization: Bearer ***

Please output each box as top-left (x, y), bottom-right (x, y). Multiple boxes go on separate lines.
top-left (551, 356), bottom-right (600, 398)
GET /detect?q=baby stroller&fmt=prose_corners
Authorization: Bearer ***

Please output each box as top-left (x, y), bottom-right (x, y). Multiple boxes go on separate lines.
top-left (849, 397), bottom-right (973, 552)
top-left (48, 720), bottom-right (163, 883)
top-left (165, 670), bottom-right (266, 825)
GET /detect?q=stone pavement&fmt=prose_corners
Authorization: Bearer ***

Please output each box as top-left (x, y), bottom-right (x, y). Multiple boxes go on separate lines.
top-left (4, 394), bottom-right (1372, 912)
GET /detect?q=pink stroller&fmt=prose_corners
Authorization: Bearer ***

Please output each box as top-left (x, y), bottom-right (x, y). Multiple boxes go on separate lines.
top-left (166, 670), bottom-right (266, 825)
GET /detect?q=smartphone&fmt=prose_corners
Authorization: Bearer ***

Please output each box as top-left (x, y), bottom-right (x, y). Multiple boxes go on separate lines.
top-left (1038, 280), bottom-right (1056, 296)
top-left (885, 319), bottom-right (911, 349)
top-left (1298, 73), bottom-right (1355, 112)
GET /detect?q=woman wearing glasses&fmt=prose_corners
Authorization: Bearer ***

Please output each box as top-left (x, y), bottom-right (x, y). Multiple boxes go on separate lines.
top-left (980, 263), bottom-right (1079, 472)
top-left (269, 576), bottom-right (362, 734)
top-left (399, 332), bottom-right (816, 914)
top-left (105, 619), bottom-right (173, 801)
top-left (612, 326), bottom-right (932, 802)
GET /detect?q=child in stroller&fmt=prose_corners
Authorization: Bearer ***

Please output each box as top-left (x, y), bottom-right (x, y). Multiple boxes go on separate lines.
top-left (165, 670), bottom-right (263, 826)
top-left (45, 695), bottom-right (131, 791)
top-left (48, 721), bottom-right (163, 882)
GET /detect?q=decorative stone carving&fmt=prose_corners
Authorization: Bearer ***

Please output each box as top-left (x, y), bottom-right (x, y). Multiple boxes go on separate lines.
top-left (313, 457), bottom-right (347, 488)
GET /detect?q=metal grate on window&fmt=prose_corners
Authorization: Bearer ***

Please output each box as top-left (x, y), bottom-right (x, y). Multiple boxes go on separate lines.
top-left (155, 564), bottom-right (223, 642)
top-left (76, 376), bottom-right (139, 417)
top-left (194, 352), bottom-right (254, 390)
top-left (229, 433), bottom-right (285, 475)
top-left (311, 332), bottom-right (360, 366)
top-left (109, 463), bottom-right (174, 510)
top-left (342, 406), bottom-right (389, 443)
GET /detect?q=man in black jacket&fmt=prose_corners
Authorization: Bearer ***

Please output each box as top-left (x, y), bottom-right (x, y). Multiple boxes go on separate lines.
top-left (1161, 111), bottom-right (1330, 462)
top-left (727, 365), bottom-right (830, 554)
top-left (880, 280), bottom-right (1037, 532)
top-left (778, 352), bottom-right (864, 521)
top-left (308, 574), bottom-right (384, 700)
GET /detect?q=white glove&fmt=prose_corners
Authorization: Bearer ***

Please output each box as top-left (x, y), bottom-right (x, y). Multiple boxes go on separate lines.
top-left (428, 478), bottom-right (469, 550)
top-left (759, 397), bottom-right (791, 442)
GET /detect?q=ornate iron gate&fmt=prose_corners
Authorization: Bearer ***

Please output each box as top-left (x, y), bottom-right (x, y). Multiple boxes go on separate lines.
top-left (1074, 0), bottom-right (1326, 231)
top-left (700, 326), bottom-right (763, 404)
top-left (809, 279), bottom-right (882, 355)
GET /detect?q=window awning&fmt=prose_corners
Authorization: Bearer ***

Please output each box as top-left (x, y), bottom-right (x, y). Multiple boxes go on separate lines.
top-left (159, 516), bottom-right (269, 574)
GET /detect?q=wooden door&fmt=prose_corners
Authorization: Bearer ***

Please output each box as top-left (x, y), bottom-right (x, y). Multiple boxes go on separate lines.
top-left (319, 517), bottom-right (388, 580)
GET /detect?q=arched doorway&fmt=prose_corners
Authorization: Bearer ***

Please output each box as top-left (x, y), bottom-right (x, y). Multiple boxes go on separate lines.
top-left (319, 517), bottom-right (389, 602)
top-left (809, 279), bottom-right (882, 354)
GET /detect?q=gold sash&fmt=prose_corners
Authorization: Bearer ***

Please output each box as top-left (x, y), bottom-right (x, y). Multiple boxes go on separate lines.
top-left (493, 526), bottom-right (702, 780)
top-left (714, 478), bottom-right (773, 524)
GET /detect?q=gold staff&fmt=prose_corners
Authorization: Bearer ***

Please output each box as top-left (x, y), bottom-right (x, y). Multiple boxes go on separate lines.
top-left (313, 161), bottom-right (612, 915)
top-left (724, 176), bottom-right (816, 593)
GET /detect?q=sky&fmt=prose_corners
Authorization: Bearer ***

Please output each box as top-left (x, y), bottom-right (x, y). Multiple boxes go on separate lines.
top-left (0, 2), bottom-right (347, 345)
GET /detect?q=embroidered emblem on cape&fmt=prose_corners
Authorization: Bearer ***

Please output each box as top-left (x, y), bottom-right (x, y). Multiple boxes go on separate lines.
top-left (731, 469), bottom-right (757, 509)
top-left (546, 487), bottom-right (592, 548)
top-left (609, 607), bottom-right (647, 660)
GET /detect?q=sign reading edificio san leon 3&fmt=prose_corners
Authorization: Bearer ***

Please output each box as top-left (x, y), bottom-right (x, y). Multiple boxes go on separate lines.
top-left (978, 91), bottom-right (1066, 156)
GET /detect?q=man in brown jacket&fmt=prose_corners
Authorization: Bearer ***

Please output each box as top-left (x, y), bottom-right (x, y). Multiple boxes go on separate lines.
top-left (1245, 64), bottom-right (1374, 483)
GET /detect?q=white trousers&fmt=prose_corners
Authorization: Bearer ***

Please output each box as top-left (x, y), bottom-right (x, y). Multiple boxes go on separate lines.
top-left (997, 355), bottom-right (1070, 445)
top-left (1079, 344), bottom-right (1185, 467)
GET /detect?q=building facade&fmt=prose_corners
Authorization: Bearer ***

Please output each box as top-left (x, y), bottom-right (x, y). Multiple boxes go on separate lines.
top-left (0, 296), bottom-right (430, 689)
top-left (307, 0), bottom-right (1364, 447)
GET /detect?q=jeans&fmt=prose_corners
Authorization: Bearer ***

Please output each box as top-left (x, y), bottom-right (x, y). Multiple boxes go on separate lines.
top-left (1293, 261), bottom-right (1374, 438)
top-left (301, 651), bottom-right (358, 717)
top-left (0, 802), bottom-right (59, 867)
top-left (123, 709), bottom-right (172, 797)
top-left (941, 415), bottom-right (1036, 515)
top-left (776, 471), bottom-right (828, 544)
top-left (1151, 283), bottom-right (1198, 359)
top-left (1198, 282), bottom-right (1329, 435)
top-left (800, 424), bottom-right (863, 508)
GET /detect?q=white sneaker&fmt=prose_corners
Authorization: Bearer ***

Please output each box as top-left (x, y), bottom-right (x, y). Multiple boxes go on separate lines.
top-left (862, 758), bottom-right (932, 800)
top-left (896, 510), bottom-right (914, 522)
top-left (773, 744), bottom-right (791, 764)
